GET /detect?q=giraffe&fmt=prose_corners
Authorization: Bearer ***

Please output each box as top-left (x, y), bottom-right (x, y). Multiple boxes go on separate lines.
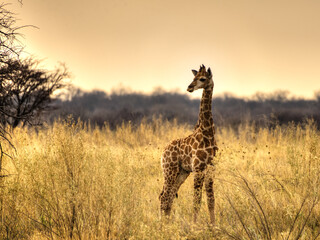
top-left (159, 65), bottom-right (218, 225)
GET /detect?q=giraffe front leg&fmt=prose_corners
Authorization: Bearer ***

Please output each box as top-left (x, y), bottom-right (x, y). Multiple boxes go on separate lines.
top-left (159, 167), bottom-right (179, 217)
top-left (205, 165), bottom-right (215, 225)
top-left (193, 170), bottom-right (205, 223)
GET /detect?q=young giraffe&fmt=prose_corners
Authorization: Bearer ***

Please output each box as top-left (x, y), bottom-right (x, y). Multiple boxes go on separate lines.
top-left (159, 65), bottom-right (218, 225)
top-left (159, 65), bottom-right (218, 224)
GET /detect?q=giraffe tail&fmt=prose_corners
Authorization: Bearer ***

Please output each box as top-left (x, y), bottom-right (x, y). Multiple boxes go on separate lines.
top-left (159, 189), bottom-right (164, 200)
top-left (159, 189), bottom-right (178, 199)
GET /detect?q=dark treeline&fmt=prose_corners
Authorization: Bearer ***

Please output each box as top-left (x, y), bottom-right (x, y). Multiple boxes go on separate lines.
top-left (49, 88), bottom-right (320, 129)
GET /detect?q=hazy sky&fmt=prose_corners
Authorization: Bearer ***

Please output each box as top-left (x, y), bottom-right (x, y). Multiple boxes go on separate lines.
top-left (9, 0), bottom-right (320, 98)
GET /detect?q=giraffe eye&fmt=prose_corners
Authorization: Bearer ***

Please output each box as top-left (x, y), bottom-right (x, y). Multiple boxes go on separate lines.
top-left (200, 78), bottom-right (206, 82)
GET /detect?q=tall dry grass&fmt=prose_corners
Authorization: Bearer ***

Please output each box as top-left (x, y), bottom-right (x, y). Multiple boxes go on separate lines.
top-left (0, 118), bottom-right (319, 239)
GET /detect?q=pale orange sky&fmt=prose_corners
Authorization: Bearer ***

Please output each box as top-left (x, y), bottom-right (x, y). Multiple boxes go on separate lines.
top-left (9, 0), bottom-right (320, 98)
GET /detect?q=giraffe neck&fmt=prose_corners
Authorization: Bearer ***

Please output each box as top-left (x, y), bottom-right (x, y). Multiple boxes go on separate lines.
top-left (197, 85), bottom-right (213, 130)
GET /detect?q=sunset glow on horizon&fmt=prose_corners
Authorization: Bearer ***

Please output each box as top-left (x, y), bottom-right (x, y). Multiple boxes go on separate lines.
top-left (9, 0), bottom-right (320, 99)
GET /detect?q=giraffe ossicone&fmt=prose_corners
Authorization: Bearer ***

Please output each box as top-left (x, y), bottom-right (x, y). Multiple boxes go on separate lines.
top-left (159, 65), bottom-right (218, 225)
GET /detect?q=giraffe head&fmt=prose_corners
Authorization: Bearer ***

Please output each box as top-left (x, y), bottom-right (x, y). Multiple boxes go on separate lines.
top-left (187, 64), bottom-right (213, 93)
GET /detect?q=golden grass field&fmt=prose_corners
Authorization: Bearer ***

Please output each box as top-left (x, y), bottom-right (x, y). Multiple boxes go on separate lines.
top-left (1, 118), bottom-right (320, 239)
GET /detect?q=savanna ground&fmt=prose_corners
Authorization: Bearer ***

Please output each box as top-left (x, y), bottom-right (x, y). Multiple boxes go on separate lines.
top-left (0, 118), bottom-right (320, 239)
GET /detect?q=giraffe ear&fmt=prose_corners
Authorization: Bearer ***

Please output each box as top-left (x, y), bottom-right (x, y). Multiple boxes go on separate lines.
top-left (192, 70), bottom-right (198, 76)
top-left (207, 68), bottom-right (212, 78)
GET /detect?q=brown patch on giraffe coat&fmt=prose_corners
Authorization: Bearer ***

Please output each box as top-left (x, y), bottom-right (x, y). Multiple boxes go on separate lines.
top-left (192, 142), bottom-right (198, 149)
top-left (169, 147), bottom-right (176, 153)
top-left (207, 148), bottom-right (213, 155)
top-left (195, 133), bottom-right (202, 142)
top-left (190, 138), bottom-right (195, 145)
top-left (196, 150), bottom-right (207, 160)
top-left (171, 140), bottom-right (178, 145)
top-left (203, 137), bottom-right (211, 147)
top-left (199, 162), bottom-right (206, 170)
top-left (203, 105), bottom-right (210, 111)
top-left (204, 111), bottom-right (211, 119)
top-left (198, 141), bottom-right (204, 148)
top-left (203, 129), bottom-right (213, 137)
top-left (185, 145), bottom-right (191, 154)
top-left (203, 120), bottom-right (211, 128)
top-left (193, 159), bottom-right (199, 166)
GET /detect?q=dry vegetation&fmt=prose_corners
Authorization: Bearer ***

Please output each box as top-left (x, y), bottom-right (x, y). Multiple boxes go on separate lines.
top-left (0, 118), bottom-right (320, 239)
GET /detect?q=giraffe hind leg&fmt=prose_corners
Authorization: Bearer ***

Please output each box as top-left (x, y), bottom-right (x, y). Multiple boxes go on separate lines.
top-left (160, 167), bottom-right (179, 216)
top-left (160, 167), bottom-right (189, 216)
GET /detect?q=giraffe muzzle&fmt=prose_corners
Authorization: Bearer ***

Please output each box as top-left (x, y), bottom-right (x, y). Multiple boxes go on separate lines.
top-left (187, 85), bottom-right (194, 92)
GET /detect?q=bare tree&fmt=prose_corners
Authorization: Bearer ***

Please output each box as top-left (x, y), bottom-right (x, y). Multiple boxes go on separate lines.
top-left (0, 3), bottom-right (23, 64)
top-left (0, 2), bottom-right (24, 173)
top-left (0, 58), bottom-right (70, 128)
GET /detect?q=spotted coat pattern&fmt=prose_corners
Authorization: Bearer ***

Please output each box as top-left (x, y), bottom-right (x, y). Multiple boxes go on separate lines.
top-left (159, 65), bottom-right (218, 225)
